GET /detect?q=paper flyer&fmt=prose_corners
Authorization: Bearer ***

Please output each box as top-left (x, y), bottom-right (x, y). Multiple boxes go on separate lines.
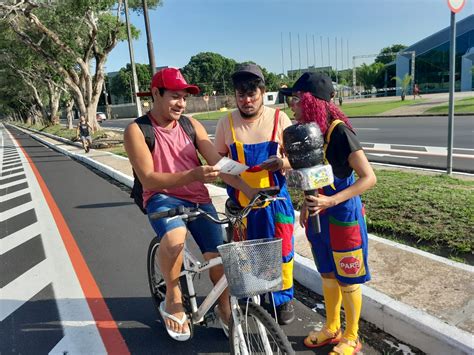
top-left (214, 157), bottom-right (248, 176)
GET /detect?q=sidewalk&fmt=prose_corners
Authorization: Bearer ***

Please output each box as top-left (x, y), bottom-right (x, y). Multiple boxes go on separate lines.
top-left (9, 124), bottom-right (474, 355)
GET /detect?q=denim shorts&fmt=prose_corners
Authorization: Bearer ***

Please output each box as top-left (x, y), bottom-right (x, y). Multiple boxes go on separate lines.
top-left (146, 193), bottom-right (224, 254)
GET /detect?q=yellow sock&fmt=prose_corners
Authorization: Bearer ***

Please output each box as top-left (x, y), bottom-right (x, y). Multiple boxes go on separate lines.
top-left (341, 284), bottom-right (362, 341)
top-left (322, 278), bottom-right (342, 332)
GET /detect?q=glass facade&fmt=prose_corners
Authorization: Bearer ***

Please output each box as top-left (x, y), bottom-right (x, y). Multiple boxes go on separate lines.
top-left (416, 29), bottom-right (474, 93)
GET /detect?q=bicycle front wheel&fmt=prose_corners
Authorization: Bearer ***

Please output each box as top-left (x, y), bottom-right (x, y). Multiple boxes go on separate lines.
top-left (229, 302), bottom-right (294, 355)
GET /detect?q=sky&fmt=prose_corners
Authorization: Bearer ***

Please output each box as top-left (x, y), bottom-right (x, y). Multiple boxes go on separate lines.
top-left (105, 0), bottom-right (474, 75)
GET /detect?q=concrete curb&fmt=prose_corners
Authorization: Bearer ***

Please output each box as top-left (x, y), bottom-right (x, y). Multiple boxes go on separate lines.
top-left (294, 254), bottom-right (473, 355)
top-left (10, 124), bottom-right (474, 355)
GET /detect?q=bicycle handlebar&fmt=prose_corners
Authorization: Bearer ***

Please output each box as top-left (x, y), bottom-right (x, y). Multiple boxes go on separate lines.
top-left (149, 188), bottom-right (285, 223)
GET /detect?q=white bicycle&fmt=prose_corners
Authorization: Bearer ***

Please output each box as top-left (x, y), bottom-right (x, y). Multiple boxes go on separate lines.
top-left (147, 189), bottom-right (295, 354)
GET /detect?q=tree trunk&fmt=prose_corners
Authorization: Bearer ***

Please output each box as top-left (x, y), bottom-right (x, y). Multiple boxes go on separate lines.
top-left (65, 98), bottom-right (75, 129)
top-left (47, 82), bottom-right (61, 125)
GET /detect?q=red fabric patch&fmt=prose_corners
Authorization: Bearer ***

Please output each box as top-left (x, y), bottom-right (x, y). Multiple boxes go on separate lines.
top-left (329, 224), bottom-right (362, 251)
top-left (275, 223), bottom-right (293, 256)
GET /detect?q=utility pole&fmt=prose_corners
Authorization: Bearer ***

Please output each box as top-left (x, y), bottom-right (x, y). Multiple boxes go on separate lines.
top-left (124, 0), bottom-right (142, 116)
top-left (289, 32), bottom-right (293, 79)
top-left (102, 71), bottom-right (112, 120)
top-left (280, 32), bottom-right (285, 75)
top-left (306, 33), bottom-right (309, 69)
top-left (142, 0), bottom-right (156, 75)
top-left (298, 33), bottom-right (301, 75)
top-left (320, 36), bottom-right (323, 67)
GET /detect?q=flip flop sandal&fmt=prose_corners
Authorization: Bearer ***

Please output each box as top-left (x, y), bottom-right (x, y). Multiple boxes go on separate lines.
top-left (329, 337), bottom-right (362, 355)
top-left (214, 305), bottom-right (229, 338)
top-left (159, 301), bottom-right (191, 342)
top-left (304, 327), bottom-right (342, 348)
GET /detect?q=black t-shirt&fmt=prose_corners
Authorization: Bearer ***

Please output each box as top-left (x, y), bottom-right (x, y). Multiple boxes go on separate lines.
top-left (325, 123), bottom-right (362, 178)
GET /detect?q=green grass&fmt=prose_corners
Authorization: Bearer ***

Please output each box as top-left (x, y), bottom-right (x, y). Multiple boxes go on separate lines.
top-left (339, 99), bottom-right (425, 117)
top-left (193, 110), bottom-right (231, 120)
top-left (13, 122), bottom-right (474, 263)
top-left (287, 169), bottom-right (474, 262)
top-left (425, 96), bottom-right (474, 114)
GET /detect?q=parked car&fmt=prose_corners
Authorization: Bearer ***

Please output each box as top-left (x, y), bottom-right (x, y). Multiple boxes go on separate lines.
top-left (96, 112), bottom-right (107, 122)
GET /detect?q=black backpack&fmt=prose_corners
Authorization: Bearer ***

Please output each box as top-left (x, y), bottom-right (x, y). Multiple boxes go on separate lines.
top-left (130, 113), bottom-right (197, 214)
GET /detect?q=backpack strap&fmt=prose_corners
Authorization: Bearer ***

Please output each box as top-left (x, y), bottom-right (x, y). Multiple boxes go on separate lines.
top-left (135, 113), bottom-right (198, 152)
top-left (178, 115), bottom-right (196, 147)
top-left (134, 114), bottom-right (155, 152)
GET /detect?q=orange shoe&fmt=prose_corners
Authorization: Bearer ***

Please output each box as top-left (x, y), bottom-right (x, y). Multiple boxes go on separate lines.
top-left (304, 327), bottom-right (341, 348)
top-left (329, 337), bottom-right (362, 355)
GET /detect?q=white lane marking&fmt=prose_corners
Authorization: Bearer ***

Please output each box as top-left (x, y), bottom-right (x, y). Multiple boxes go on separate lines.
top-left (0, 259), bottom-right (52, 321)
top-left (6, 129), bottom-right (107, 354)
top-left (0, 223), bottom-right (39, 255)
top-left (367, 153), bottom-right (418, 159)
top-left (0, 200), bottom-right (34, 221)
top-left (425, 146), bottom-right (448, 154)
top-left (0, 188), bottom-right (29, 202)
top-left (372, 143), bottom-right (391, 150)
top-left (365, 147), bottom-right (474, 159)
top-left (0, 176), bottom-right (27, 189)
top-left (0, 170), bottom-right (25, 179)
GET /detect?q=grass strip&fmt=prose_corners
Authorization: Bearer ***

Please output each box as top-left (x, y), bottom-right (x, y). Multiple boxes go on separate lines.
top-left (425, 97), bottom-right (474, 114)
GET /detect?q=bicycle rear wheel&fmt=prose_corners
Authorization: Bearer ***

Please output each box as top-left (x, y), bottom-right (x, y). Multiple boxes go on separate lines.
top-left (147, 237), bottom-right (166, 310)
top-left (147, 237), bottom-right (194, 338)
top-left (229, 301), bottom-right (294, 355)
top-left (146, 238), bottom-right (191, 314)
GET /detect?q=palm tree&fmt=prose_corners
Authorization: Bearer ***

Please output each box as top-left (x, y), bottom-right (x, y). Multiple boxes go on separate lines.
top-left (393, 73), bottom-right (412, 101)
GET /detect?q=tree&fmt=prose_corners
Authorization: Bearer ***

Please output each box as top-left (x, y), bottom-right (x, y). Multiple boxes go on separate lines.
top-left (357, 62), bottom-right (385, 90)
top-left (0, 21), bottom-right (66, 125)
top-left (181, 52), bottom-right (237, 95)
top-left (109, 63), bottom-right (152, 103)
top-left (375, 44), bottom-right (408, 65)
top-left (0, 0), bottom-right (162, 129)
top-left (393, 73), bottom-right (412, 101)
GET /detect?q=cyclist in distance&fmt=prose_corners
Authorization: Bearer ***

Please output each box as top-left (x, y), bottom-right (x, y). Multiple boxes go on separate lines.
top-left (124, 68), bottom-right (254, 341)
top-left (214, 63), bottom-right (296, 325)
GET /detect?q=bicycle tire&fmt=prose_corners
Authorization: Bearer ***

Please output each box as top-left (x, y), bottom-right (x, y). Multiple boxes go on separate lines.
top-left (147, 237), bottom-right (194, 337)
top-left (229, 302), bottom-right (294, 355)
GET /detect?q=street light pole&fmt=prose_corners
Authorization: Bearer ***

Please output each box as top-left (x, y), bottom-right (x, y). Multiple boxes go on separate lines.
top-left (102, 71), bottom-right (112, 119)
top-left (142, 0), bottom-right (156, 75)
top-left (124, 0), bottom-right (142, 117)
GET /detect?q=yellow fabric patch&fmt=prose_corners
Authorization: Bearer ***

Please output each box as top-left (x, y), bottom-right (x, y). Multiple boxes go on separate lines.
top-left (281, 258), bottom-right (294, 290)
top-left (333, 249), bottom-right (366, 278)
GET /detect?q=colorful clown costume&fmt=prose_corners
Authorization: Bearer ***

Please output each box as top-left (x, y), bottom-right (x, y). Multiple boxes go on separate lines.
top-left (215, 107), bottom-right (295, 306)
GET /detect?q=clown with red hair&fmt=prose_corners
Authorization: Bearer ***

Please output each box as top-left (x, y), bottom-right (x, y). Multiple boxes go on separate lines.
top-left (281, 72), bottom-right (376, 355)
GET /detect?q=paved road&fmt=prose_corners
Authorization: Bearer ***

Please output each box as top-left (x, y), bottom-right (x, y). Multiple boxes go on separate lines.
top-left (2, 126), bottom-right (395, 354)
top-left (100, 115), bottom-right (474, 173)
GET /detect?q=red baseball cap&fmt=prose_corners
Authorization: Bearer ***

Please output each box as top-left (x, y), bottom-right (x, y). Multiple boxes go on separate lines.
top-left (151, 67), bottom-right (199, 95)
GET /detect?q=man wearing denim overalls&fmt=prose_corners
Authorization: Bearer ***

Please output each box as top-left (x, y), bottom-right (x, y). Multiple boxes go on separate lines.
top-left (214, 64), bottom-right (296, 325)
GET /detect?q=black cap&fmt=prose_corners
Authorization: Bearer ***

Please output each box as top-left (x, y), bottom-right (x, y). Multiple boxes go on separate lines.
top-left (280, 72), bottom-right (334, 102)
top-left (231, 63), bottom-right (265, 84)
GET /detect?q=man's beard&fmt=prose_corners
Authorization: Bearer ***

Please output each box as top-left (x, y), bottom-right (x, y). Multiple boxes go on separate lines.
top-left (238, 103), bottom-right (263, 119)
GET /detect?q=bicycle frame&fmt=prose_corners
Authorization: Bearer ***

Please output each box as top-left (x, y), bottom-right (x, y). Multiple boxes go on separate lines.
top-left (180, 241), bottom-right (228, 324)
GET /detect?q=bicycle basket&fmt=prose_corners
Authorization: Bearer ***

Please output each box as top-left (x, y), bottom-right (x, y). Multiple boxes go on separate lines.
top-left (217, 238), bottom-right (282, 298)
